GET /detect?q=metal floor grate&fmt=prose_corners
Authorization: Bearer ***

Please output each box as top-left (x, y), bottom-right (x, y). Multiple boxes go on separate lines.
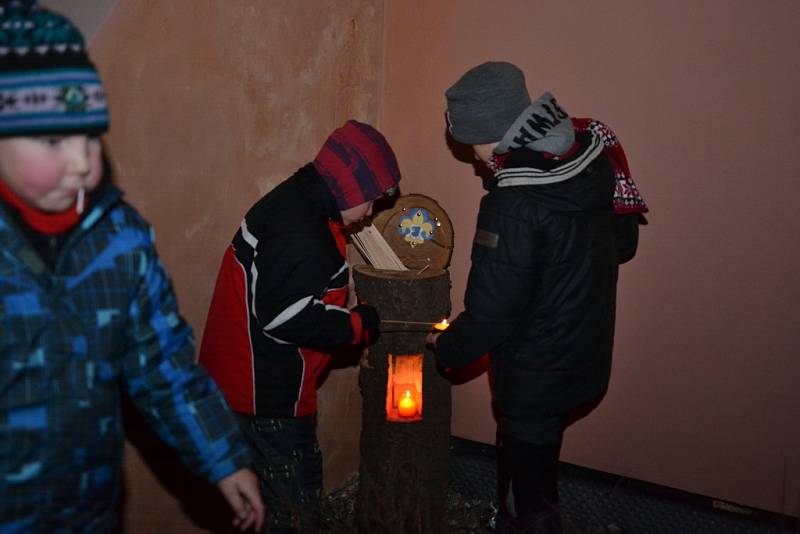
top-left (318, 437), bottom-right (796, 533)
top-left (448, 437), bottom-right (797, 534)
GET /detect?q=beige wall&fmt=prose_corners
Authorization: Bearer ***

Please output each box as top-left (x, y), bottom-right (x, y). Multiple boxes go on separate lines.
top-left (89, 0), bottom-right (385, 530)
top-left (382, 0), bottom-right (800, 517)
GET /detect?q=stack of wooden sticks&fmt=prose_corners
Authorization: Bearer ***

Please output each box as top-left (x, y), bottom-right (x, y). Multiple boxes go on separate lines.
top-left (352, 225), bottom-right (409, 270)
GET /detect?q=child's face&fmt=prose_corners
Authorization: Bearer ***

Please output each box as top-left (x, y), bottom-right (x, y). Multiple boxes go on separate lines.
top-left (472, 142), bottom-right (498, 163)
top-left (340, 200), bottom-right (374, 226)
top-left (0, 135), bottom-right (103, 213)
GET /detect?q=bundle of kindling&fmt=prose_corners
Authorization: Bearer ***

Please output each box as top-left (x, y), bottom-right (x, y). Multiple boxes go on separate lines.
top-left (352, 225), bottom-right (408, 271)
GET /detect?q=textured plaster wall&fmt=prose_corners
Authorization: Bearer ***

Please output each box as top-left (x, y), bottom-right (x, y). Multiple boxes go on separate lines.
top-left (87, 0), bottom-right (385, 530)
top-left (381, 0), bottom-right (800, 517)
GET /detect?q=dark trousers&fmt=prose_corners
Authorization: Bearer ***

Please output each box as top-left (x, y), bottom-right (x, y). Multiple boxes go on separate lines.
top-left (496, 432), bottom-right (563, 534)
top-left (236, 414), bottom-right (322, 534)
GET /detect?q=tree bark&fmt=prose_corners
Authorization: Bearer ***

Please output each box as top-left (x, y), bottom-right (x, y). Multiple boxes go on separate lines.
top-left (353, 265), bottom-right (452, 534)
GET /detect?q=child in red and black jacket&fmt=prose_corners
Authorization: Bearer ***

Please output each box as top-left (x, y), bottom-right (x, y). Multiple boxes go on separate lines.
top-left (199, 119), bottom-right (401, 532)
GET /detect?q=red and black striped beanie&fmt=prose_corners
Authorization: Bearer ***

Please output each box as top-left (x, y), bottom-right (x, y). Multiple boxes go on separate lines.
top-left (313, 120), bottom-right (401, 210)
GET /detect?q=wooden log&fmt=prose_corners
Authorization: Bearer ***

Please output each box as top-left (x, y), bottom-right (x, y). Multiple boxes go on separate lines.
top-left (353, 265), bottom-right (452, 534)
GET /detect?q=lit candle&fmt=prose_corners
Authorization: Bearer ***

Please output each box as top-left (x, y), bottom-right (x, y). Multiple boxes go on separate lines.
top-left (433, 318), bottom-right (449, 331)
top-left (397, 389), bottom-right (416, 417)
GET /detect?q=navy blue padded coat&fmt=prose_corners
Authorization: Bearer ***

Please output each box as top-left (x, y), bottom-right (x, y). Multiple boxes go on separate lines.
top-left (0, 184), bottom-right (250, 531)
top-left (436, 130), bottom-right (632, 442)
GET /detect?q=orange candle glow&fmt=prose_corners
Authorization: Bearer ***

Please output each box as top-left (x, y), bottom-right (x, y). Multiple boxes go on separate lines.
top-left (397, 390), bottom-right (417, 417)
top-left (433, 318), bottom-right (450, 331)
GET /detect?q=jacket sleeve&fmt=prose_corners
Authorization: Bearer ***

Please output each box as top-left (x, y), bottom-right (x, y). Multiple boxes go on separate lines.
top-left (616, 213), bottom-right (639, 264)
top-left (250, 229), bottom-right (355, 348)
top-left (122, 226), bottom-right (251, 483)
top-left (436, 199), bottom-right (539, 368)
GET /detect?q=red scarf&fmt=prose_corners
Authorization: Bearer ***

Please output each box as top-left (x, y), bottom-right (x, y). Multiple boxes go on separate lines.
top-left (0, 180), bottom-right (81, 235)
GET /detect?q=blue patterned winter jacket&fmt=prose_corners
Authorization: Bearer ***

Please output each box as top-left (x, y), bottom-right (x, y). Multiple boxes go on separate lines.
top-left (0, 184), bottom-right (251, 532)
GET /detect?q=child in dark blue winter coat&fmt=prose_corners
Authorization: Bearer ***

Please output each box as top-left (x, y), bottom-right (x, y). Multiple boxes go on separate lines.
top-left (0, 1), bottom-right (263, 530)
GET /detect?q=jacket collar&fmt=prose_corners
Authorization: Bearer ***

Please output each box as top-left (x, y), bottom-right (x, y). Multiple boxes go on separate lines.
top-left (492, 130), bottom-right (603, 188)
top-left (0, 181), bottom-right (124, 274)
top-left (292, 163), bottom-right (342, 222)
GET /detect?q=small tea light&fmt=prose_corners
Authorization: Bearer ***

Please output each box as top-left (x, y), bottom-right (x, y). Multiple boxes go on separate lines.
top-left (433, 319), bottom-right (449, 331)
top-left (398, 390), bottom-right (417, 418)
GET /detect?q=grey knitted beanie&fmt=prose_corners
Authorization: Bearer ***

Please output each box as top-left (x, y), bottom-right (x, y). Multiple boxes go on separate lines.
top-left (445, 61), bottom-right (531, 145)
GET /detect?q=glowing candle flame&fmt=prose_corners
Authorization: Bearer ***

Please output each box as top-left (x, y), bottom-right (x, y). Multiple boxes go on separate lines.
top-left (398, 389), bottom-right (416, 417)
top-left (433, 318), bottom-right (449, 331)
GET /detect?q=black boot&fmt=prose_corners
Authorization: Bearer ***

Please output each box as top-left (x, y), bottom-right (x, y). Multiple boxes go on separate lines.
top-left (496, 433), bottom-right (562, 534)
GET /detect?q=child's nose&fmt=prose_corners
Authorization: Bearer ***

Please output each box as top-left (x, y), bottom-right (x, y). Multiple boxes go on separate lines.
top-left (63, 137), bottom-right (91, 176)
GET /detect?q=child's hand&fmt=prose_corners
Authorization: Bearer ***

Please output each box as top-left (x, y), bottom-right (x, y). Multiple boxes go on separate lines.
top-left (216, 468), bottom-right (265, 531)
top-left (351, 303), bottom-right (380, 346)
top-left (425, 331), bottom-right (441, 348)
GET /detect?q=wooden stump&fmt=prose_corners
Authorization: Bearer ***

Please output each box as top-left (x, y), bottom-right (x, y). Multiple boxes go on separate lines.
top-left (353, 265), bottom-right (452, 534)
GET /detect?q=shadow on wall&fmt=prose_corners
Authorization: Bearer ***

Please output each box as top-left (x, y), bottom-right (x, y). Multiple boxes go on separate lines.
top-left (119, 399), bottom-right (234, 532)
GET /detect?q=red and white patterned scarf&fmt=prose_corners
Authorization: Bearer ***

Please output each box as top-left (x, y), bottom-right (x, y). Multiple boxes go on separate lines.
top-left (573, 118), bottom-right (648, 215)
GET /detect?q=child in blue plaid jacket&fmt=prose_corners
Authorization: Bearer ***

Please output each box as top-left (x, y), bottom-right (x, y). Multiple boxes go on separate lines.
top-left (0, 1), bottom-right (263, 531)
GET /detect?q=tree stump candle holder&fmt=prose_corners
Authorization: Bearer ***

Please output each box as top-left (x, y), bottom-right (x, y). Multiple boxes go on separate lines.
top-left (353, 264), bottom-right (452, 534)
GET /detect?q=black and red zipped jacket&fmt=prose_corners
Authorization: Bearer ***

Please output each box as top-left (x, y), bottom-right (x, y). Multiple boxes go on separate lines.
top-left (199, 165), bottom-right (364, 417)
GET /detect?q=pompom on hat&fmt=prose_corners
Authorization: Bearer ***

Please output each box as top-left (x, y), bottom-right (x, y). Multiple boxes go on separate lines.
top-left (0, 0), bottom-right (109, 138)
top-left (313, 120), bottom-right (401, 211)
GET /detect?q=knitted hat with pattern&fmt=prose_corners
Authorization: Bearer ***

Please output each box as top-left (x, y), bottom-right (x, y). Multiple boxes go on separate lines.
top-left (313, 120), bottom-right (401, 211)
top-left (0, 0), bottom-right (109, 138)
